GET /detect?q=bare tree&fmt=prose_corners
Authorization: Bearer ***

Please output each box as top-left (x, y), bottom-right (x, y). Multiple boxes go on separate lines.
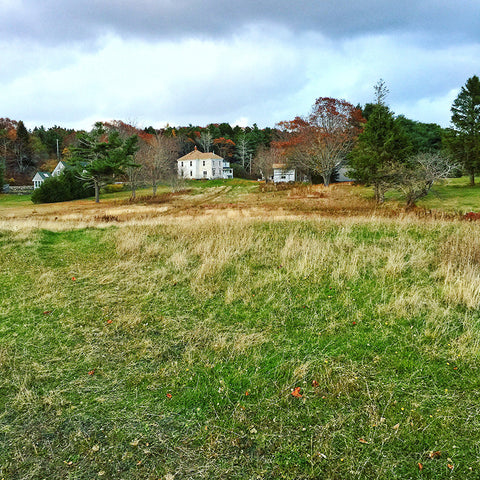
top-left (140, 133), bottom-right (179, 195)
top-left (235, 134), bottom-right (252, 170)
top-left (252, 145), bottom-right (283, 183)
top-left (198, 131), bottom-right (213, 153)
top-left (393, 152), bottom-right (457, 208)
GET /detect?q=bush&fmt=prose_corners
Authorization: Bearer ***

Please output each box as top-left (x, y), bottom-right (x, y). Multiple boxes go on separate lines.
top-left (102, 183), bottom-right (125, 193)
top-left (32, 169), bottom-right (95, 204)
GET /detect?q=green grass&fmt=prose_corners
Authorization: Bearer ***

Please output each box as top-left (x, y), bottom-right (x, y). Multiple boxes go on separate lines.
top-left (375, 176), bottom-right (480, 213)
top-left (418, 177), bottom-right (480, 212)
top-left (0, 193), bottom-right (33, 207)
top-left (1, 216), bottom-right (480, 479)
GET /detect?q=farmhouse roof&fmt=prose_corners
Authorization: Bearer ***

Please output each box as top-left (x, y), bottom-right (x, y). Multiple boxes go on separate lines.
top-left (272, 163), bottom-right (289, 169)
top-left (177, 146), bottom-right (223, 161)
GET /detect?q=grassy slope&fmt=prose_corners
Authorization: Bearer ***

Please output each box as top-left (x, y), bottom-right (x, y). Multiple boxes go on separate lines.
top-left (1, 181), bottom-right (480, 478)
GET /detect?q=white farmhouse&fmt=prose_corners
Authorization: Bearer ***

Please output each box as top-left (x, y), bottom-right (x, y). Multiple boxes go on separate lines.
top-left (177, 147), bottom-right (233, 179)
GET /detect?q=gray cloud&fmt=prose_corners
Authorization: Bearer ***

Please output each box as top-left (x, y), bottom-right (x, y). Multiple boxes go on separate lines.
top-left (1, 1), bottom-right (479, 130)
top-left (2, 0), bottom-right (479, 46)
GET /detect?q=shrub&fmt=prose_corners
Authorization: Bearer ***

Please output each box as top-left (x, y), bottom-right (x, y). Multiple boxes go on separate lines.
top-left (102, 183), bottom-right (125, 193)
top-left (31, 169), bottom-right (95, 203)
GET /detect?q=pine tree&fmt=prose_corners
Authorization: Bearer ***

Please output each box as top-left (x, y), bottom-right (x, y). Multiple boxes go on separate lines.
top-left (348, 104), bottom-right (411, 203)
top-left (449, 75), bottom-right (480, 185)
top-left (71, 123), bottom-right (138, 203)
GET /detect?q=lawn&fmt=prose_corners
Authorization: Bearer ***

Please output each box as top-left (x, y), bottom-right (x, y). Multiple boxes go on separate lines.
top-left (1, 180), bottom-right (480, 479)
top-left (418, 177), bottom-right (480, 212)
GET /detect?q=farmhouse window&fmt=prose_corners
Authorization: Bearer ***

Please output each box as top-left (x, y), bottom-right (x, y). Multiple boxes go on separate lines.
top-left (203, 160), bottom-right (205, 166)
top-left (190, 171), bottom-right (193, 177)
top-left (190, 161), bottom-right (192, 166)
top-left (203, 171), bottom-right (207, 177)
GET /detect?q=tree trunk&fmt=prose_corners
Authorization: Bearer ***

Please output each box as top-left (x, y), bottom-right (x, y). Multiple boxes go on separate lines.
top-left (94, 180), bottom-right (100, 203)
top-left (374, 184), bottom-right (385, 204)
top-left (152, 181), bottom-right (157, 196)
top-left (131, 185), bottom-right (136, 200)
top-left (322, 173), bottom-right (331, 187)
top-left (470, 170), bottom-right (475, 186)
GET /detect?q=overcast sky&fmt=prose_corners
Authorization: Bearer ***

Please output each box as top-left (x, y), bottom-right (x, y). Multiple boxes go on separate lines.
top-left (1, 0), bottom-right (479, 130)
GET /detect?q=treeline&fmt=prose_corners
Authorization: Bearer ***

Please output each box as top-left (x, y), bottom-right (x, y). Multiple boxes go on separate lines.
top-left (0, 120), bottom-right (275, 189)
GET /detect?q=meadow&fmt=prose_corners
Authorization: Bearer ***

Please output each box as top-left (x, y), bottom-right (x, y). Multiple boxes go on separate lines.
top-left (1, 180), bottom-right (480, 479)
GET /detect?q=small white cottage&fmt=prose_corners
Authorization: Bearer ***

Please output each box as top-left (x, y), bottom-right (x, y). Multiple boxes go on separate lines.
top-left (32, 171), bottom-right (52, 189)
top-left (177, 147), bottom-right (233, 179)
top-left (32, 160), bottom-right (68, 189)
top-left (52, 161), bottom-right (67, 177)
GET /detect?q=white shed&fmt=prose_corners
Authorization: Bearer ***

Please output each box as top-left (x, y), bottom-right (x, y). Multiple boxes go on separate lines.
top-left (272, 163), bottom-right (295, 183)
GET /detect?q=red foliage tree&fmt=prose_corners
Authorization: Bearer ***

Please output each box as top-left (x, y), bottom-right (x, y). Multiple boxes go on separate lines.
top-left (213, 137), bottom-right (235, 160)
top-left (277, 98), bottom-right (365, 186)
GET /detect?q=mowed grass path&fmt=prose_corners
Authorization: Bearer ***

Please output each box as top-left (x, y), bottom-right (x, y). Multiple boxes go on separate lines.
top-left (1, 213), bottom-right (480, 479)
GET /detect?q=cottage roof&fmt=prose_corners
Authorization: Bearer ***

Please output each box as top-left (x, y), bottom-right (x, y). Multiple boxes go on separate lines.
top-left (178, 146), bottom-right (223, 162)
top-left (33, 171), bottom-right (52, 180)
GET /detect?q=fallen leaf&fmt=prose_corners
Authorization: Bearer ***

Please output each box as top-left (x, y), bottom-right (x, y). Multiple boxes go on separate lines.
top-left (447, 464), bottom-right (454, 470)
top-left (130, 439), bottom-right (139, 446)
top-left (352, 321), bottom-right (357, 325)
top-left (166, 393), bottom-right (172, 399)
top-left (393, 423), bottom-right (400, 430)
top-left (91, 444), bottom-right (100, 452)
top-left (291, 387), bottom-right (302, 398)
top-left (245, 391), bottom-right (250, 396)
top-left (71, 277), bottom-right (76, 281)
top-left (418, 463), bottom-right (423, 470)
top-left (107, 320), bottom-right (113, 324)
top-left (358, 438), bottom-right (369, 444)
top-left (428, 451), bottom-right (441, 459)
top-left (312, 380), bottom-right (319, 387)
top-left (88, 369), bottom-right (96, 375)
top-left (43, 310), bottom-right (52, 315)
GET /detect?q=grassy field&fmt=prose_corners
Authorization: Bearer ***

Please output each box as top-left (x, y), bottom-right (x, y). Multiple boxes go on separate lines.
top-left (1, 181), bottom-right (480, 479)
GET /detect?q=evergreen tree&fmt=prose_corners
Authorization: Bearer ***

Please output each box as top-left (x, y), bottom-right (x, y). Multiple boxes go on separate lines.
top-left (70, 123), bottom-right (138, 203)
top-left (448, 75), bottom-right (480, 185)
top-left (348, 104), bottom-right (411, 203)
top-left (14, 120), bottom-right (33, 173)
